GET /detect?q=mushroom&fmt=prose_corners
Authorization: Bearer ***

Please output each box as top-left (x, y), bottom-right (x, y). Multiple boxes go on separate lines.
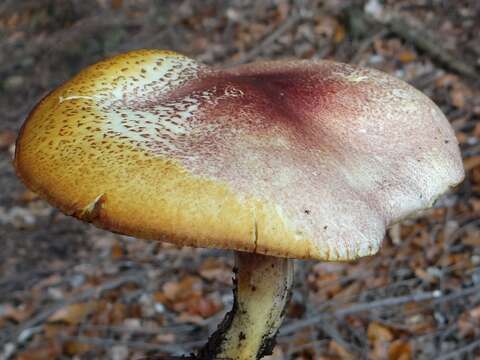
top-left (14, 49), bottom-right (464, 359)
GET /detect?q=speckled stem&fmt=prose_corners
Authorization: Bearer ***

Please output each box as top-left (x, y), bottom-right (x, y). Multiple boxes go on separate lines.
top-left (198, 252), bottom-right (294, 360)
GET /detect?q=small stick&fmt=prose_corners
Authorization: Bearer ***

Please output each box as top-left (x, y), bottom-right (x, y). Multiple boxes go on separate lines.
top-left (1, 271), bottom-right (146, 353)
top-left (58, 334), bottom-right (191, 355)
top-left (280, 283), bottom-right (480, 335)
top-left (387, 15), bottom-right (479, 81)
top-left (437, 338), bottom-right (480, 360)
top-left (228, 12), bottom-right (301, 66)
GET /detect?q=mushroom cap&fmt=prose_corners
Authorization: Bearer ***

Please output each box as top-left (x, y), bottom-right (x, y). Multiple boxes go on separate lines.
top-left (15, 49), bottom-right (464, 260)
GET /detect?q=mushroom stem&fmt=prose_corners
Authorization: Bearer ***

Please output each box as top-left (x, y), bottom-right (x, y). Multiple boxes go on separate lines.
top-left (199, 252), bottom-right (294, 360)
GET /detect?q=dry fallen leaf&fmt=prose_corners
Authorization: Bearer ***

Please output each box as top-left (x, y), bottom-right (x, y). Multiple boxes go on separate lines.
top-left (331, 280), bottom-right (362, 300)
top-left (111, 241), bottom-right (125, 259)
top-left (199, 257), bottom-right (232, 284)
top-left (464, 156), bottom-right (480, 171)
top-left (334, 23), bottom-right (346, 43)
top-left (109, 302), bottom-right (127, 324)
top-left (161, 275), bottom-right (203, 303)
top-left (262, 345), bottom-right (285, 360)
top-left (16, 341), bottom-right (62, 360)
top-left (404, 313), bottom-right (435, 334)
top-left (397, 50), bottom-right (417, 63)
top-left (155, 275), bottom-right (222, 319)
top-left (469, 305), bottom-right (480, 320)
top-left (462, 228), bottom-right (480, 247)
top-left (184, 294), bottom-right (223, 318)
top-left (473, 122), bottom-right (480, 139)
top-left (458, 313), bottom-right (476, 338)
top-left (314, 15), bottom-right (339, 38)
top-left (64, 340), bottom-right (93, 356)
top-left (1, 303), bottom-right (34, 322)
top-left (43, 323), bottom-right (71, 339)
top-left (329, 340), bottom-right (355, 360)
top-left (368, 322), bottom-right (394, 360)
top-left (456, 131), bottom-right (468, 144)
top-left (435, 73), bottom-right (459, 88)
top-left (48, 302), bottom-right (98, 325)
top-left (368, 322), bottom-right (394, 342)
top-left (155, 333), bottom-right (176, 343)
top-left (111, 0), bottom-right (123, 10)
top-left (472, 167), bottom-right (480, 187)
top-left (458, 305), bottom-right (480, 338)
top-left (0, 130), bottom-right (16, 151)
top-left (17, 189), bottom-right (40, 203)
top-left (308, 270), bottom-right (343, 302)
top-left (388, 339), bottom-right (412, 360)
top-left (450, 84), bottom-right (471, 108)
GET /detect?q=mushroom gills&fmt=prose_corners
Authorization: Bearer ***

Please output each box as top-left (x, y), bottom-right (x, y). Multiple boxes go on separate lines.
top-left (199, 252), bottom-right (294, 360)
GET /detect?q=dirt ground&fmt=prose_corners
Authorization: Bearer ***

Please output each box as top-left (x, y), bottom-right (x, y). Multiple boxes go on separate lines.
top-left (0, 1), bottom-right (479, 359)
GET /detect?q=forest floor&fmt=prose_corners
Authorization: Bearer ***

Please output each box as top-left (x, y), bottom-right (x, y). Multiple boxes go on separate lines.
top-left (0, 1), bottom-right (479, 359)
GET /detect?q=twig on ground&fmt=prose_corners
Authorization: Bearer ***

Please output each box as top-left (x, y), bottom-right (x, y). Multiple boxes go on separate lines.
top-left (280, 283), bottom-right (480, 336)
top-left (386, 15), bottom-right (480, 82)
top-left (58, 334), bottom-right (190, 354)
top-left (318, 319), bottom-right (360, 355)
top-left (367, 11), bottom-right (478, 81)
top-left (0, 14), bottom-right (141, 78)
top-left (0, 270), bottom-right (146, 356)
top-left (285, 339), bottom-right (330, 358)
top-left (350, 29), bottom-right (388, 65)
top-left (227, 11), bottom-right (301, 66)
top-left (78, 323), bottom-right (196, 335)
top-left (344, 6), bottom-right (479, 81)
top-left (437, 338), bottom-right (480, 360)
